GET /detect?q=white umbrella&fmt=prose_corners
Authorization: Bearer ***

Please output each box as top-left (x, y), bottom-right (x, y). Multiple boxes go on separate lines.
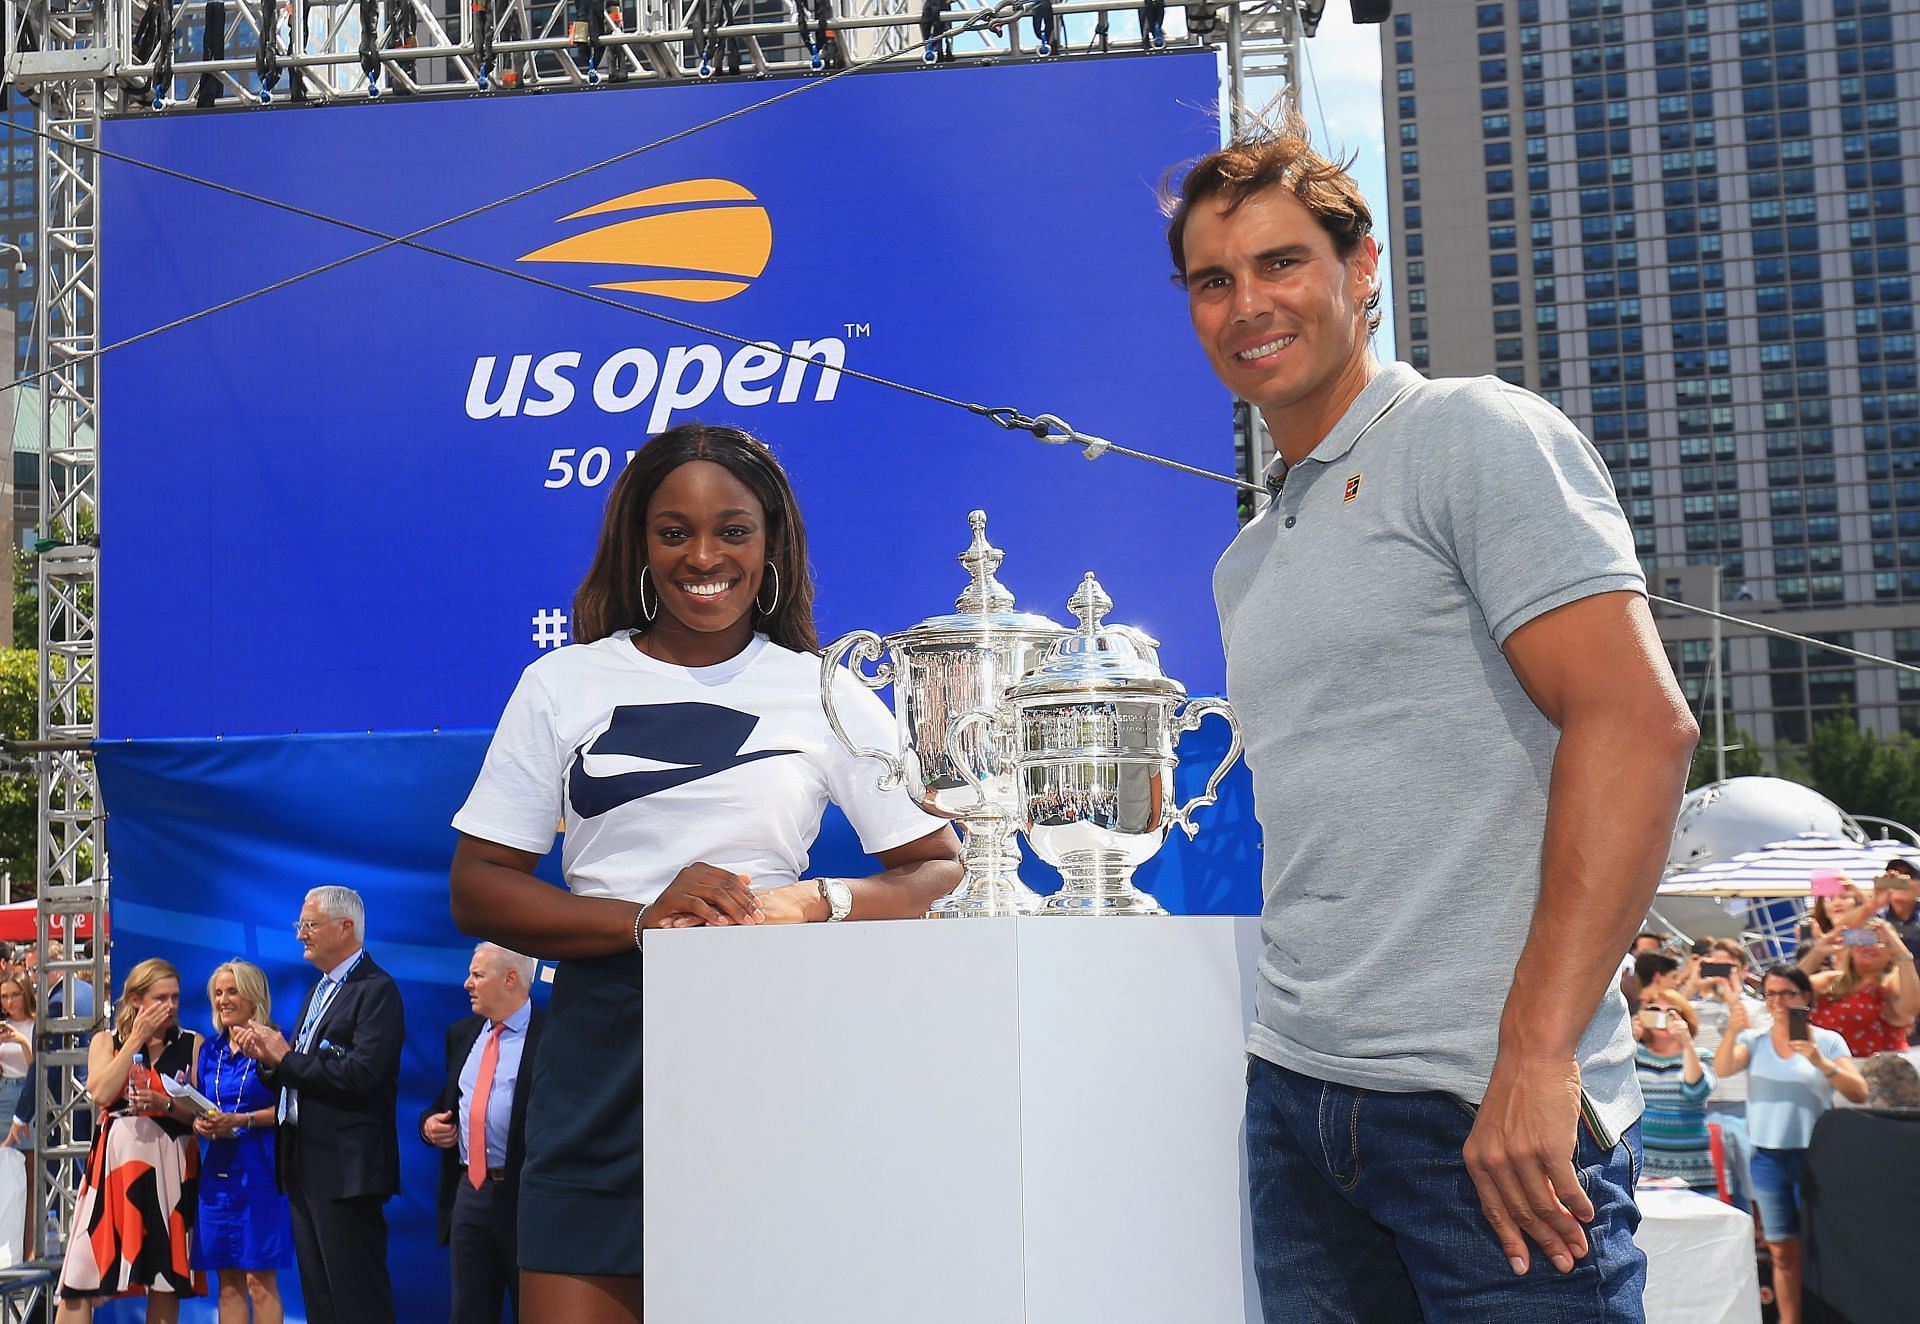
top-left (1658, 833), bottom-right (1920, 898)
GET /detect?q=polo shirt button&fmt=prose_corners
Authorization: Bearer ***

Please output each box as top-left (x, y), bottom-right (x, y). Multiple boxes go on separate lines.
top-left (1284, 515), bottom-right (1297, 528)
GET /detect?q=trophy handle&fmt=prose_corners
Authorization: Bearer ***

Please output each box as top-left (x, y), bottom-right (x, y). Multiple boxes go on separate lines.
top-left (1169, 697), bottom-right (1242, 841)
top-left (820, 630), bottom-right (905, 789)
top-left (945, 707), bottom-right (999, 813)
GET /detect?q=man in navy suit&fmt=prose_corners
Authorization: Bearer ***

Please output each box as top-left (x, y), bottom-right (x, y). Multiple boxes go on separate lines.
top-left (236, 885), bottom-right (405, 1324)
top-left (420, 942), bottom-right (545, 1324)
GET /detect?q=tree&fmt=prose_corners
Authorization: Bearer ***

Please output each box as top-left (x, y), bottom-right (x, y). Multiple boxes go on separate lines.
top-left (1686, 724), bottom-right (1766, 790)
top-left (0, 648), bottom-right (34, 897)
top-left (1791, 710), bottom-right (1920, 833)
top-left (12, 549), bottom-right (34, 650)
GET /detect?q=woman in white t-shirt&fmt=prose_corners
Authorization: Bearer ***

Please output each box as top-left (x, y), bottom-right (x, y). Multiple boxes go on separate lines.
top-left (1713, 962), bottom-right (1868, 1324)
top-left (450, 423), bottom-right (961, 1324)
top-left (0, 974), bottom-right (33, 1126)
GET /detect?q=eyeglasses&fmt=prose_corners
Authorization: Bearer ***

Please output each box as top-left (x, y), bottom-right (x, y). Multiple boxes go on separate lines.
top-left (292, 919), bottom-right (332, 935)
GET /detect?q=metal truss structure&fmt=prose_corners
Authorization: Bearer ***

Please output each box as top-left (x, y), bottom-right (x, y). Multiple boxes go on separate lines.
top-left (0, 0), bottom-right (1293, 104)
top-left (0, 0), bottom-right (1305, 1261)
top-left (0, 1268), bottom-right (50, 1321)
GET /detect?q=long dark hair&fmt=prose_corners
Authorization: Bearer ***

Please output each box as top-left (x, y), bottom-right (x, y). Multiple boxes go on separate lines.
top-left (572, 423), bottom-right (819, 653)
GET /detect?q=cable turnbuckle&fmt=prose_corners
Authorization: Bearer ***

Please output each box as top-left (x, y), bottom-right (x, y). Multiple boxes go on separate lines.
top-left (973, 406), bottom-right (1110, 460)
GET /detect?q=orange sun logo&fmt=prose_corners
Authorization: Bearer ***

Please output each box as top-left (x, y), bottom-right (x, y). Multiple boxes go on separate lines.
top-left (517, 178), bottom-right (772, 303)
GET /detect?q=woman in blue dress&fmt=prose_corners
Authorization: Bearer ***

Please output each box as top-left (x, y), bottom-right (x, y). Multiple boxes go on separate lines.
top-left (193, 960), bottom-right (293, 1324)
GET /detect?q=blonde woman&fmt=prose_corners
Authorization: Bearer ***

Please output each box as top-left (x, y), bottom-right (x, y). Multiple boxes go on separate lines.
top-left (194, 961), bottom-right (292, 1324)
top-left (56, 957), bottom-right (205, 1322)
top-left (1809, 914), bottom-right (1920, 1057)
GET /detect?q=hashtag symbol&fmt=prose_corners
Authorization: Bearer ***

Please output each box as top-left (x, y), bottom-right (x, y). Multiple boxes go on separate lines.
top-left (531, 608), bottom-right (569, 650)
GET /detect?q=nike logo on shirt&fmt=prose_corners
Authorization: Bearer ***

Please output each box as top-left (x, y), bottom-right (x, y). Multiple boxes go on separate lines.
top-left (567, 702), bottom-right (798, 819)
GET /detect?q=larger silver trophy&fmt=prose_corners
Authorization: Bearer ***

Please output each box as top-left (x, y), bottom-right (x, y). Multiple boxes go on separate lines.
top-left (821, 511), bottom-right (1066, 917)
top-left (954, 573), bottom-right (1242, 916)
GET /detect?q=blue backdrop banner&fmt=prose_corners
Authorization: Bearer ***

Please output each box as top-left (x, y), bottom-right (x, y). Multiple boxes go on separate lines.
top-left (88, 53), bottom-right (1262, 1323)
top-left (93, 723), bottom-right (1257, 1323)
top-left (98, 52), bottom-right (1234, 741)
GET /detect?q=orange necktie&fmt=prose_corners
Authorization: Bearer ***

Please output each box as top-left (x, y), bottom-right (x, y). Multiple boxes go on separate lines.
top-left (467, 1022), bottom-right (504, 1190)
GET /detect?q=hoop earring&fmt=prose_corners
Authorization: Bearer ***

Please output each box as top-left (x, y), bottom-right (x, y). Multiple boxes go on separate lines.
top-left (755, 561), bottom-right (781, 616)
top-left (639, 567), bottom-right (658, 623)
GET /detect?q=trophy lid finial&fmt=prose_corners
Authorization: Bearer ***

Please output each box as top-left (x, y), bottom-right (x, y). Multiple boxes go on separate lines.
top-left (954, 509), bottom-right (1017, 614)
top-left (1066, 572), bottom-right (1113, 632)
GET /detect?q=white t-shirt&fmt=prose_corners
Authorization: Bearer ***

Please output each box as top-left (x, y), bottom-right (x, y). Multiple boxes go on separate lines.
top-left (0, 1020), bottom-right (29, 1079)
top-left (453, 632), bottom-right (943, 903)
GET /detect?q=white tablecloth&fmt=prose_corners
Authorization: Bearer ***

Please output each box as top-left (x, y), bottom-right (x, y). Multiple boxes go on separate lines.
top-left (1635, 1188), bottom-right (1762, 1324)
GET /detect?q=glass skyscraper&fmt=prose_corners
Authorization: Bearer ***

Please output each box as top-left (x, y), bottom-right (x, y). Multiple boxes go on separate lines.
top-left (1383, 0), bottom-right (1916, 751)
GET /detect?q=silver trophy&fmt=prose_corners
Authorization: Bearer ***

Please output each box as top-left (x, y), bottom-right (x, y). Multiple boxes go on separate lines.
top-left (955, 573), bottom-right (1242, 916)
top-left (821, 511), bottom-right (1066, 917)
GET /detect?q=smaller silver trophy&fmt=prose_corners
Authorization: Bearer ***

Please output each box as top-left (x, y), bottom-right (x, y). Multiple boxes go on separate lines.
top-left (955, 573), bottom-right (1242, 916)
top-left (820, 511), bottom-right (1066, 917)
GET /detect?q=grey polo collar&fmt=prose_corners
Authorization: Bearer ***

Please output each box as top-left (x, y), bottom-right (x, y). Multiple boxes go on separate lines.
top-left (1260, 361), bottom-right (1426, 489)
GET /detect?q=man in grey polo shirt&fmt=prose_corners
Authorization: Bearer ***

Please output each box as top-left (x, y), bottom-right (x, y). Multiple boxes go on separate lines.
top-left (1166, 113), bottom-right (1698, 1322)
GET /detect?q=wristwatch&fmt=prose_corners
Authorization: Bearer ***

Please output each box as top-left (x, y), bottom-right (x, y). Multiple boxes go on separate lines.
top-left (817, 878), bottom-right (853, 923)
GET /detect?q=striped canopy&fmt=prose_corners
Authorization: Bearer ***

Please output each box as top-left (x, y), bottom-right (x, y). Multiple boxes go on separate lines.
top-left (1658, 833), bottom-right (1920, 898)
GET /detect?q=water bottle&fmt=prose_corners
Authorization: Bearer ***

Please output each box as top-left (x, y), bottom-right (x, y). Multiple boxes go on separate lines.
top-left (129, 1052), bottom-right (145, 1114)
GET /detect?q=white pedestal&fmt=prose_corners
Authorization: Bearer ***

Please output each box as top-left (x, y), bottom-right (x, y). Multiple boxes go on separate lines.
top-left (643, 916), bottom-right (1265, 1323)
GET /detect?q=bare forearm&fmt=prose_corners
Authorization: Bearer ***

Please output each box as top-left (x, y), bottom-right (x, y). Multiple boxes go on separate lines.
top-left (1889, 957), bottom-right (1920, 1022)
top-left (450, 858), bottom-right (641, 960)
top-left (1831, 1063), bottom-right (1869, 1104)
top-left (1501, 716), bottom-right (1693, 1059)
top-left (845, 858), bottom-right (963, 920)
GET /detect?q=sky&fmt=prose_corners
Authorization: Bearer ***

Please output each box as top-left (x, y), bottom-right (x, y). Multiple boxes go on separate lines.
top-left (1247, 8), bottom-right (1396, 355)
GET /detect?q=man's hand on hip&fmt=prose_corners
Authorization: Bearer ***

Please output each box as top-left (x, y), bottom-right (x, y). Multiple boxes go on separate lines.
top-left (1461, 1053), bottom-right (1594, 1276)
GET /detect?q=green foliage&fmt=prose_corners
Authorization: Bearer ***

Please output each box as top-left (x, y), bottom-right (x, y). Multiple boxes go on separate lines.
top-left (1783, 709), bottom-right (1920, 833)
top-left (1687, 724), bottom-right (1766, 791)
top-left (0, 649), bottom-right (34, 896)
top-left (12, 550), bottom-right (32, 650)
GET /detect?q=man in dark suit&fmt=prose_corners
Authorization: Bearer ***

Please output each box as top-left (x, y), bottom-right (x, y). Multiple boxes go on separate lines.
top-left (420, 942), bottom-right (544, 1324)
top-left (235, 884), bottom-right (405, 1324)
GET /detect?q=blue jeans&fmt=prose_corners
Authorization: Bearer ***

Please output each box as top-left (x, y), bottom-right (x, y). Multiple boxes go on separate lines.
top-left (1247, 1055), bottom-right (1648, 1324)
top-left (1748, 1146), bottom-right (1804, 1241)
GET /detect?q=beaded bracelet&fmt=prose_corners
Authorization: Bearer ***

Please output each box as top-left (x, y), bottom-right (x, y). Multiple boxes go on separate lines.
top-left (632, 907), bottom-right (645, 952)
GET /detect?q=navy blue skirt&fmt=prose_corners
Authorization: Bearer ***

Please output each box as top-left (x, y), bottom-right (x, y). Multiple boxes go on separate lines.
top-left (518, 949), bottom-right (644, 1277)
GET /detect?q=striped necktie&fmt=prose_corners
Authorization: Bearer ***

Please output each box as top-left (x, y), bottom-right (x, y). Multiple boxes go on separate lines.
top-left (278, 975), bottom-right (342, 1124)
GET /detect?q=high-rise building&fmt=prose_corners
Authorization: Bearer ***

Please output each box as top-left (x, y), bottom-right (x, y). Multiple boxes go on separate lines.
top-left (1, 91), bottom-right (35, 384)
top-left (1382, 0), bottom-right (1917, 755)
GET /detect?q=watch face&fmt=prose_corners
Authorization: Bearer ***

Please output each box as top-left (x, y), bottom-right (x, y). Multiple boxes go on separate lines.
top-left (825, 880), bottom-right (852, 919)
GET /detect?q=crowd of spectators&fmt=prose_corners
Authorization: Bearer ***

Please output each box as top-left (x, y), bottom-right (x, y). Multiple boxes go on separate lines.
top-left (1626, 858), bottom-right (1918, 1324)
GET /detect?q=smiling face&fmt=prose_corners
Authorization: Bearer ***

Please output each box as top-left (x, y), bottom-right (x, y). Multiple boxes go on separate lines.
top-left (0, 981), bottom-right (26, 1021)
top-left (210, 969), bottom-right (255, 1029)
top-left (1181, 185), bottom-right (1379, 460)
top-left (642, 460), bottom-right (769, 659)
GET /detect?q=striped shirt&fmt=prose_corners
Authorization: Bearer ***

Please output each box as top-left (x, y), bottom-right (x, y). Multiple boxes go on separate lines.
top-left (1635, 1044), bottom-right (1717, 1190)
